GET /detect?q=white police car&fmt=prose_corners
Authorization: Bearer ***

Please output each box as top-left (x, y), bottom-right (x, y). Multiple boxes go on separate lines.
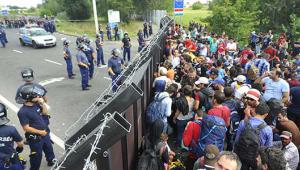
top-left (19, 27), bottom-right (56, 48)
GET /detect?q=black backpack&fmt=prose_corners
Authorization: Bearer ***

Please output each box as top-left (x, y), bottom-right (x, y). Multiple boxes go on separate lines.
top-left (234, 119), bottom-right (266, 166)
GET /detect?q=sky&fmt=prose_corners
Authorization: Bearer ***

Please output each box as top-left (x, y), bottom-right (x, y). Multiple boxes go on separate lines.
top-left (0, 0), bottom-right (42, 8)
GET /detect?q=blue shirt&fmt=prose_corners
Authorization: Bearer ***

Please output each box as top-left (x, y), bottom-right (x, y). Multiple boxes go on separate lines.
top-left (108, 56), bottom-right (124, 75)
top-left (262, 77), bottom-right (290, 101)
top-left (17, 104), bottom-right (47, 131)
top-left (235, 117), bottom-right (273, 147)
top-left (76, 50), bottom-right (89, 64)
top-left (258, 59), bottom-right (270, 76)
top-left (288, 87), bottom-right (300, 116)
top-left (95, 39), bottom-right (102, 50)
top-left (0, 125), bottom-right (22, 159)
top-left (64, 47), bottom-right (72, 60)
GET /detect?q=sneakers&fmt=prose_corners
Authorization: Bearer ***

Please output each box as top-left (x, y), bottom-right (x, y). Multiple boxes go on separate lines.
top-left (47, 159), bottom-right (57, 166)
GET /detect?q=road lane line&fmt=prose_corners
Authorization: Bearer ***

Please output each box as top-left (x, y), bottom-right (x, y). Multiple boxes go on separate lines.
top-left (98, 65), bottom-right (107, 68)
top-left (12, 50), bottom-right (23, 54)
top-left (39, 77), bottom-right (65, 86)
top-left (0, 94), bottom-right (65, 150)
top-left (45, 59), bottom-right (63, 66)
top-left (104, 77), bottom-right (111, 80)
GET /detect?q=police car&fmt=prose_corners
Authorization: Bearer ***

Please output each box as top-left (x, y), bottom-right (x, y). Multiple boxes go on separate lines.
top-left (19, 26), bottom-right (56, 48)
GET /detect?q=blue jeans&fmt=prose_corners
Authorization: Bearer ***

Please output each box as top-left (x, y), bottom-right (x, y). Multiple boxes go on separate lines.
top-left (176, 119), bottom-right (189, 146)
top-left (65, 59), bottom-right (73, 77)
top-left (97, 48), bottom-right (105, 66)
top-left (123, 47), bottom-right (131, 62)
top-left (28, 134), bottom-right (55, 170)
top-left (79, 66), bottom-right (89, 89)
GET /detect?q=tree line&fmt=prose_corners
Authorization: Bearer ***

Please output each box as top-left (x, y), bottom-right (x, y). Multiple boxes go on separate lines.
top-left (206, 0), bottom-right (300, 42)
top-left (40, 0), bottom-right (173, 22)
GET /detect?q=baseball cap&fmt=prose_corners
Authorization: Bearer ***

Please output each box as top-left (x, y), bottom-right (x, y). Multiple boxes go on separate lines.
top-left (0, 103), bottom-right (9, 126)
top-left (234, 75), bottom-right (246, 83)
top-left (159, 67), bottom-right (168, 76)
top-left (211, 78), bottom-right (225, 86)
top-left (246, 89), bottom-right (261, 101)
top-left (280, 131), bottom-right (292, 139)
top-left (195, 77), bottom-right (209, 85)
top-left (204, 144), bottom-right (220, 167)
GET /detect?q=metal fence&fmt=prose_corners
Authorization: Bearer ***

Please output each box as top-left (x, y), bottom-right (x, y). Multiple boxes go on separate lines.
top-left (52, 16), bottom-right (173, 170)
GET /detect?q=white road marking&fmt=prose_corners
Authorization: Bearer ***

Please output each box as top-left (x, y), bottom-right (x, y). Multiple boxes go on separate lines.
top-left (45, 59), bottom-right (63, 66)
top-left (39, 77), bottom-right (65, 86)
top-left (98, 65), bottom-right (107, 68)
top-left (0, 94), bottom-right (65, 150)
top-left (104, 77), bottom-right (111, 80)
top-left (12, 50), bottom-right (23, 54)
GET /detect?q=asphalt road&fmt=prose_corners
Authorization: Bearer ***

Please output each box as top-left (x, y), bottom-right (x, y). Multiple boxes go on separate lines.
top-left (0, 28), bottom-right (140, 169)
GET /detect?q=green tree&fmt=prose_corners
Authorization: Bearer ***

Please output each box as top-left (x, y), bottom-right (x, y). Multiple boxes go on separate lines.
top-left (192, 2), bottom-right (203, 10)
top-left (63, 0), bottom-right (92, 20)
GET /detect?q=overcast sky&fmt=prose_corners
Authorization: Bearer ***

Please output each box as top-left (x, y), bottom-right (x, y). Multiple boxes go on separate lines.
top-left (0, 0), bottom-right (42, 8)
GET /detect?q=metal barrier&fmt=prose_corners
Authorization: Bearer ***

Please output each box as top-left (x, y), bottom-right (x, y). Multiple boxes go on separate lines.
top-left (53, 16), bottom-right (173, 170)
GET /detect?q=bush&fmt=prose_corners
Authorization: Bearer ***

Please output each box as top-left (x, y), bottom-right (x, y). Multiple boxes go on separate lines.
top-left (56, 12), bottom-right (69, 20)
top-left (192, 2), bottom-right (203, 10)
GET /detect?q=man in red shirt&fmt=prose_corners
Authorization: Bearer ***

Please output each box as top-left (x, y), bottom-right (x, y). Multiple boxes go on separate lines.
top-left (239, 46), bottom-right (254, 67)
top-left (208, 91), bottom-right (231, 127)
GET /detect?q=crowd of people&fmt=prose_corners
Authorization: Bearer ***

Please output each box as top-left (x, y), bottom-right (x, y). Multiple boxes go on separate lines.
top-left (139, 21), bottom-right (300, 170)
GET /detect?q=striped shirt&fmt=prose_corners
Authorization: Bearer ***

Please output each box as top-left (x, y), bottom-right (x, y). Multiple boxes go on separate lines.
top-left (258, 59), bottom-right (270, 76)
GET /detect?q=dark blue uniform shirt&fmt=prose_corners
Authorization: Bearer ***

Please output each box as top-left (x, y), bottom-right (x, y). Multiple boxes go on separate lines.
top-left (76, 51), bottom-right (89, 64)
top-left (95, 39), bottom-right (102, 50)
top-left (64, 47), bottom-right (72, 59)
top-left (108, 56), bottom-right (124, 75)
top-left (17, 104), bottom-right (47, 131)
top-left (0, 125), bottom-right (22, 159)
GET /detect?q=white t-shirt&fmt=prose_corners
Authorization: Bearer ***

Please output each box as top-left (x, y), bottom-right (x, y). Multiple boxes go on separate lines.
top-left (262, 77), bottom-right (290, 101)
top-left (227, 42), bottom-right (237, 52)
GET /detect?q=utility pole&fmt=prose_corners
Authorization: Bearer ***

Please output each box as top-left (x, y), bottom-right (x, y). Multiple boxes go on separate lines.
top-left (92, 0), bottom-right (99, 34)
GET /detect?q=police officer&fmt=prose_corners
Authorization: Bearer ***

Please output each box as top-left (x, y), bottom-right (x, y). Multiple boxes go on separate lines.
top-left (63, 39), bottom-right (75, 79)
top-left (15, 68), bottom-right (48, 105)
top-left (98, 24), bottom-right (104, 42)
top-left (108, 48), bottom-right (124, 92)
top-left (95, 34), bottom-right (106, 67)
top-left (149, 21), bottom-right (153, 36)
top-left (0, 103), bottom-right (25, 170)
top-left (122, 32), bottom-right (131, 63)
top-left (114, 25), bottom-right (119, 41)
top-left (84, 39), bottom-right (96, 79)
top-left (137, 29), bottom-right (145, 52)
top-left (17, 84), bottom-right (56, 170)
top-left (0, 28), bottom-right (8, 48)
top-left (106, 24), bottom-right (112, 41)
top-left (143, 21), bottom-right (148, 39)
top-left (76, 44), bottom-right (91, 90)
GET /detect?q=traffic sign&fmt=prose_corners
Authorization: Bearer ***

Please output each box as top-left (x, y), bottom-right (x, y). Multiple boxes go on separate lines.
top-left (1, 10), bottom-right (9, 16)
top-left (174, 0), bottom-right (184, 16)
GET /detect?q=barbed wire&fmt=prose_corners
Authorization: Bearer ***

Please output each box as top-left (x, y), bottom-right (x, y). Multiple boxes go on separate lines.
top-left (65, 16), bottom-right (172, 137)
top-left (52, 135), bottom-right (87, 170)
top-left (83, 113), bottom-right (111, 170)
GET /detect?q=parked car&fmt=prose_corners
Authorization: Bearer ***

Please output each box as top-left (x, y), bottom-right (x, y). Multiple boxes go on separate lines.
top-left (19, 27), bottom-right (56, 48)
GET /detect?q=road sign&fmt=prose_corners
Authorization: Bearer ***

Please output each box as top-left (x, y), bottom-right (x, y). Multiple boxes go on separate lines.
top-left (1, 10), bottom-right (9, 16)
top-left (174, 0), bottom-right (184, 16)
top-left (108, 10), bottom-right (120, 23)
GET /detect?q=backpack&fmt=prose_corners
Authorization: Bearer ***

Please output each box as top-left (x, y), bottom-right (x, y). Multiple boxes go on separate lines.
top-left (198, 115), bottom-right (227, 157)
top-left (234, 119), bottom-right (266, 166)
top-left (247, 62), bottom-right (259, 80)
top-left (227, 111), bottom-right (242, 151)
top-left (175, 96), bottom-right (189, 115)
top-left (146, 94), bottom-right (167, 124)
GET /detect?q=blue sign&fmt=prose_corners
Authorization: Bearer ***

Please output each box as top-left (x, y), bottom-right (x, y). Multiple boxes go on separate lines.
top-left (174, 0), bottom-right (184, 9)
top-left (1, 10), bottom-right (9, 16)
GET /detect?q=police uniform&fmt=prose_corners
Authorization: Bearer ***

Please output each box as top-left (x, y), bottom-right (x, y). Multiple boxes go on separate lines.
top-left (106, 25), bottom-right (112, 41)
top-left (63, 44), bottom-right (75, 79)
top-left (137, 31), bottom-right (144, 52)
top-left (0, 103), bottom-right (25, 170)
top-left (108, 50), bottom-right (124, 92)
top-left (84, 44), bottom-right (95, 79)
top-left (17, 85), bottom-right (55, 170)
top-left (143, 22), bottom-right (149, 38)
top-left (76, 48), bottom-right (90, 90)
top-left (95, 37), bottom-right (105, 67)
top-left (0, 29), bottom-right (8, 48)
top-left (122, 35), bottom-right (131, 62)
